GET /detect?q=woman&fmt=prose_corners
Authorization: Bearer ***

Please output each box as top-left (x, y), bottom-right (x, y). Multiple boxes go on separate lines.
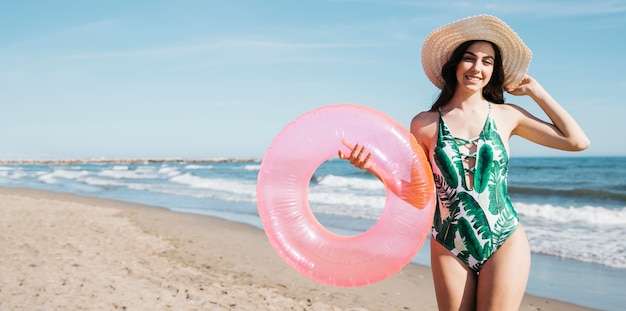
top-left (340, 15), bottom-right (589, 310)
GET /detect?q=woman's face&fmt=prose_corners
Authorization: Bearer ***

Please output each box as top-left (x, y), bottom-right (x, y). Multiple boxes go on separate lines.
top-left (455, 41), bottom-right (496, 92)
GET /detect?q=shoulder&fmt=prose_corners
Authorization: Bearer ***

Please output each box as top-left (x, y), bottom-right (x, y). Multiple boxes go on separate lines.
top-left (491, 102), bottom-right (529, 123)
top-left (492, 102), bottom-right (522, 113)
top-left (411, 110), bottom-right (438, 128)
top-left (410, 110), bottom-right (439, 137)
top-left (410, 110), bottom-right (438, 153)
top-left (491, 103), bottom-right (534, 138)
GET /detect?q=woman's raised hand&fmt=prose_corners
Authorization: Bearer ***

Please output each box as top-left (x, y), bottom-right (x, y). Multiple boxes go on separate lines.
top-left (505, 75), bottom-right (541, 97)
top-left (338, 140), bottom-right (372, 170)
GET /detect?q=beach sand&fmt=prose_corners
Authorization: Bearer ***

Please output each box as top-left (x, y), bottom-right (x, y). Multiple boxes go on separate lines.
top-left (0, 187), bottom-right (597, 311)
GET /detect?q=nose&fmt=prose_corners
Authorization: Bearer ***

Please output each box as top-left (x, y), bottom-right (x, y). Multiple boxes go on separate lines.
top-left (469, 61), bottom-right (481, 72)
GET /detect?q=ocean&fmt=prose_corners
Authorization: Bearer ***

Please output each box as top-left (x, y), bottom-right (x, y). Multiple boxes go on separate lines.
top-left (0, 156), bottom-right (624, 310)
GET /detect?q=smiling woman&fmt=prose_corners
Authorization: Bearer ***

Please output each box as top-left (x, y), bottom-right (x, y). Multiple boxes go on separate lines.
top-left (341, 14), bottom-right (589, 310)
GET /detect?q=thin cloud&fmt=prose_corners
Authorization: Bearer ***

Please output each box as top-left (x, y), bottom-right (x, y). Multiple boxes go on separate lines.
top-left (64, 38), bottom-right (390, 61)
top-left (4, 19), bottom-right (121, 48)
top-left (327, 0), bottom-right (626, 17)
top-left (501, 1), bottom-right (626, 17)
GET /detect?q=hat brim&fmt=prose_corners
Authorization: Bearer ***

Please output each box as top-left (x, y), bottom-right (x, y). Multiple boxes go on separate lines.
top-left (421, 15), bottom-right (532, 90)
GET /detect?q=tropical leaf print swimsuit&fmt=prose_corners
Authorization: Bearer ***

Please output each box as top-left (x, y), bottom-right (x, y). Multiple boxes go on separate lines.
top-left (430, 103), bottom-right (519, 272)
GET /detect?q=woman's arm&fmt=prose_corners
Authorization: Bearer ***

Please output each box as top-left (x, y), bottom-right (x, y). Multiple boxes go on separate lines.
top-left (337, 112), bottom-right (437, 210)
top-left (506, 75), bottom-right (590, 151)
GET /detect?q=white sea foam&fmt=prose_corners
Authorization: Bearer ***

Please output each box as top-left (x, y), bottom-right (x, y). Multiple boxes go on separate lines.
top-left (38, 169), bottom-right (89, 184)
top-left (308, 191), bottom-right (385, 220)
top-left (516, 202), bottom-right (626, 269)
top-left (316, 174), bottom-right (383, 191)
top-left (0, 166), bottom-right (12, 177)
top-left (244, 164), bottom-right (261, 171)
top-left (0, 166), bottom-right (26, 179)
top-left (169, 173), bottom-right (256, 201)
top-left (9, 170), bottom-right (27, 179)
top-left (308, 174), bottom-right (385, 220)
top-left (98, 169), bottom-right (158, 179)
top-left (185, 164), bottom-right (214, 170)
top-left (136, 166), bottom-right (156, 173)
top-left (157, 166), bottom-right (181, 177)
top-left (516, 202), bottom-right (626, 226)
top-left (82, 177), bottom-right (127, 187)
top-left (525, 223), bottom-right (626, 269)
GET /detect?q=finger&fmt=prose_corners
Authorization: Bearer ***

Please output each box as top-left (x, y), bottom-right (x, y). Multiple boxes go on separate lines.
top-left (340, 139), bottom-right (357, 161)
top-left (341, 139), bottom-right (355, 150)
top-left (356, 146), bottom-right (370, 166)
top-left (350, 143), bottom-right (361, 159)
top-left (352, 146), bottom-right (372, 168)
top-left (361, 152), bottom-right (373, 169)
top-left (356, 145), bottom-right (365, 158)
top-left (338, 150), bottom-right (344, 159)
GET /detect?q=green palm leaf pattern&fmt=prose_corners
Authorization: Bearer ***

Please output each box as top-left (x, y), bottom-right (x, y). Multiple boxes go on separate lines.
top-left (487, 160), bottom-right (506, 215)
top-left (491, 197), bottom-right (518, 248)
top-left (434, 145), bottom-right (459, 189)
top-left (433, 174), bottom-right (460, 247)
top-left (474, 143), bottom-right (493, 193)
top-left (436, 121), bottom-right (465, 189)
top-left (458, 192), bottom-right (494, 264)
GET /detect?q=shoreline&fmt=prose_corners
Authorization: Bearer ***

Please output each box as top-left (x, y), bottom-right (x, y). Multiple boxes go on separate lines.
top-left (0, 187), bottom-right (598, 310)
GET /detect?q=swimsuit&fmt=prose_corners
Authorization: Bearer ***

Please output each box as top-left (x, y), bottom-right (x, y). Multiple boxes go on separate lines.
top-left (430, 103), bottom-right (519, 272)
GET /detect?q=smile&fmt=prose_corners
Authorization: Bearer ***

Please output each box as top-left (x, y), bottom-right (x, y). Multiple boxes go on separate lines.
top-left (465, 75), bottom-right (482, 81)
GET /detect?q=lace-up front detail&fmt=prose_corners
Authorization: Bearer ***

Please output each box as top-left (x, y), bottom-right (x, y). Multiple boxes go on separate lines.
top-left (454, 137), bottom-right (479, 176)
top-left (438, 110), bottom-right (488, 191)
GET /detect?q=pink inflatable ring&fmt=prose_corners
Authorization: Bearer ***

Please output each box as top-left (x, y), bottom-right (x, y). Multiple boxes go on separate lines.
top-left (256, 104), bottom-right (435, 287)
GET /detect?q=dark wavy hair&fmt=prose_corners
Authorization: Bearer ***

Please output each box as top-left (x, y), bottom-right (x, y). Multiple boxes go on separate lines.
top-left (429, 40), bottom-right (505, 111)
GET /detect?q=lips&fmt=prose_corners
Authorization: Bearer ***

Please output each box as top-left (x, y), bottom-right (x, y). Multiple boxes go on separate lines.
top-left (465, 75), bottom-right (482, 82)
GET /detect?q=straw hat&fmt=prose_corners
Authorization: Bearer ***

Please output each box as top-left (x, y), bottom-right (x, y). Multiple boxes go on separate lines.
top-left (421, 14), bottom-right (532, 90)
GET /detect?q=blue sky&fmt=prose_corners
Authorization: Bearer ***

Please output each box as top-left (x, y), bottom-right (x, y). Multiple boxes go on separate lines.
top-left (1, 0), bottom-right (624, 159)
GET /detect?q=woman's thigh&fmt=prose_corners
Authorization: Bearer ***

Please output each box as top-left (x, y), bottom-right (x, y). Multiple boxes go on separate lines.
top-left (430, 237), bottom-right (477, 311)
top-left (476, 226), bottom-right (531, 311)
